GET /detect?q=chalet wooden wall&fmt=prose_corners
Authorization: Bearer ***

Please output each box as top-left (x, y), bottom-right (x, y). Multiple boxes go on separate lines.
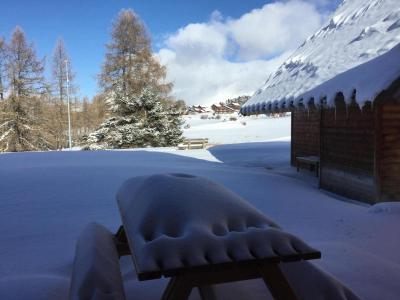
top-left (291, 108), bottom-right (320, 165)
top-left (376, 77), bottom-right (400, 201)
top-left (320, 96), bottom-right (376, 203)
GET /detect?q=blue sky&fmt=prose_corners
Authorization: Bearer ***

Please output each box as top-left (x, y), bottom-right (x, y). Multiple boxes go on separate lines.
top-left (0, 0), bottom-right (341, 102)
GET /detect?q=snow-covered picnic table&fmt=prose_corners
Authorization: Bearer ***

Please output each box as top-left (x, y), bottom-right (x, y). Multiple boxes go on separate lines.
top-left (115, 174), bottom-right (324, 299)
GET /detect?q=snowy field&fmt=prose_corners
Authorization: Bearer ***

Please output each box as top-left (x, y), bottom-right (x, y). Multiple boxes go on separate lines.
top-left (182, 113), bottom-right (291, 145)
top-left (0, 116), bottom-right (400, 299)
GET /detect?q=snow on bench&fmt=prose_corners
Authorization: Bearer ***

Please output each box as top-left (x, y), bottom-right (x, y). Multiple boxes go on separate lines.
top-left (296, 156), bottom-right (320, 177)
top-left (178, 138), bottom-right (208, 150)
top-left (69, 223), bottom-right (126, 300)
top-left (115, 173), bottom-right (326, 299)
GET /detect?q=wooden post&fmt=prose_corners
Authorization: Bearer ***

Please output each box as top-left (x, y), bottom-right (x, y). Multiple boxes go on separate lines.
top-left (258, 264), bottom-right (298, 300)
top-left (198, 286), bottom-right (217, 300)
top-left (162, 276), bottom-right (193, 300)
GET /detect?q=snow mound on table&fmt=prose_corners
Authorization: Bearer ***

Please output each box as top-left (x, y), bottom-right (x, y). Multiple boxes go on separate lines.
top-left (117, 174), bottom-right (319, 274)
top-left (368, 202), bottom-right (400, 214)
top-left (243, 0), bottom-right (400, 111)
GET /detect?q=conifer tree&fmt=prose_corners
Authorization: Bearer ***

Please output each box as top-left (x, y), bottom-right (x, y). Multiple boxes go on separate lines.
top-left (0, 27), bottom-right (50, 152)
top-left (85, 9), bottom-right (182, 150)
top-left (85, 87), bottom-right (182, 149)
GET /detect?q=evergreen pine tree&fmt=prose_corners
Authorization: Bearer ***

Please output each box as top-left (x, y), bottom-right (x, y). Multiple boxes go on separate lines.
top-left (85, 87), bottom-right (182, 149)
top-left (0, 27), bottom-right (50, 152)
top-left (84, 9), bottom-right (182, 150)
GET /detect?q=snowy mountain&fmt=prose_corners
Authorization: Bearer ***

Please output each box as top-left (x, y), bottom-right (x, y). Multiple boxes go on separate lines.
top-left (242, 0), bottom-right (400, 111)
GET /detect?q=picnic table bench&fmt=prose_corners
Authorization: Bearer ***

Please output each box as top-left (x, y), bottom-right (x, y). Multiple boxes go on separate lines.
top-left (296, 156), bottom-right (320, 177)
top-left (115, 173), bottom-right (321, 300)
top-left (178, 138), bottom-right (208, 150)
top-left (69, 174), bottom-right (360, 300)
top-left (69, 223), bottom-right (126, 300)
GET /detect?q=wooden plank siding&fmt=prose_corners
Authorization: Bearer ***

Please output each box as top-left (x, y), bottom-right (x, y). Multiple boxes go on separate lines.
top-left (286, 76), bottom-right (400, 203)
top-left (320, 95), bottom-right (377, 203)
top-left (290, 108), bottom-right (321, 166)
top-left (376, 77), bottom-right (400, 201)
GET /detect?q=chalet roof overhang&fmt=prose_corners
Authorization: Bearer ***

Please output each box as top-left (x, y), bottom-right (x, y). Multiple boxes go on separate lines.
top-left (241, 44), bottom-right (400, 116)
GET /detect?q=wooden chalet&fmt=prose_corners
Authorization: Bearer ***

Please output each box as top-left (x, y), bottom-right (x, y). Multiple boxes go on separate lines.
top-left (227, 102), bottom-right (242, 110)
top-left (211, 103), bottom-right (236, 114)
top-left (241, 46), bottom-right (400, 203)
top-left (187, 105), bottom-right (208, 114)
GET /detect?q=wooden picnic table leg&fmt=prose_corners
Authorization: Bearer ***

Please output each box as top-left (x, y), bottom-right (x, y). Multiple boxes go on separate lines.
top-left (198, 285), bottom-right (217, 300)
top-left (114, 226), bottom-right (131, 257)
top-left (258, 264), bottom-right (298, 300)
top-left (161, 276), bottom-right (193, 300)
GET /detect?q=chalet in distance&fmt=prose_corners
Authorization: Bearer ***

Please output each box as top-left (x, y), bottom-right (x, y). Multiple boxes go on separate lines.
top-left (211, 103), bottom-right (236, 114)
top-left (187, 105), bottom-right (208, 114)
top-left (241, 45), bottom-right (400, 204)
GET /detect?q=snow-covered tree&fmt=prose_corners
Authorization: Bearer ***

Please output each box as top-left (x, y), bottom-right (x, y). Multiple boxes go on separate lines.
top-left (84, 87), bottom-right (182, 149)
top-left (84, 9), bottom-right (182, 150)
top-left (0, 27), bottom-right (50, 152)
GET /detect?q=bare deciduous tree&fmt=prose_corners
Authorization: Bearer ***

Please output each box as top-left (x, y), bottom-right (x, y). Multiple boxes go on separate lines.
top-left (0, 27), bottom-right (50, 152)
top-left (100, 9), bottom-right (172, 108)
top-left (51, 38), bottom-right (76, 149)
top-left (0, 37), bottom-right (6, 100)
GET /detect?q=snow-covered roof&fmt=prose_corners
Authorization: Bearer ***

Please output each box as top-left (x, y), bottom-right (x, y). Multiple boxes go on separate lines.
top-left (241, 0), bottom-right (400, 115)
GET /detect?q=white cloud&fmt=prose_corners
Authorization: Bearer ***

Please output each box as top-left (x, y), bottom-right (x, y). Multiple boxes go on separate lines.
top-left (158, 49), bottom-right (291, 105)
top-left (228, 1), bottom-right (323, 59)
top-left (157, 0), bottom-right (329, 106)
top-left (165, 22), bottom-right (227, 63)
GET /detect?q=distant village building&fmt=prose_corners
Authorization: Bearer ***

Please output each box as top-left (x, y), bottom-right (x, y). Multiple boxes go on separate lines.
top-left (185, 96), bottom-right (250, 115)
top-left (187, 105), bottom-right (208, 114)
top-left (211, 103), bottom-right (235, 114)
top-left (226, 96), bottom-right (250, 106)
top-left (226, 102), bottom-right (242, 110)
top-left (241, 45), bottom-right (400, 204)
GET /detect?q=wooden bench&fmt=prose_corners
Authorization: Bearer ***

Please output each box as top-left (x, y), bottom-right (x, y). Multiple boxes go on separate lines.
top-left (69, 223), bottom-right (126, 300)
top-left (178, 138), bottom-right (208, 150)
top-left (115, 174), bottom-right (322, 300)
top-left (296, 156), bottom-right (320, 177)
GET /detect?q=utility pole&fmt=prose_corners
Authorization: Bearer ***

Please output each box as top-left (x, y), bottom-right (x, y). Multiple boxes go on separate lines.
top-left (65, 60), bottom-right (72, 150)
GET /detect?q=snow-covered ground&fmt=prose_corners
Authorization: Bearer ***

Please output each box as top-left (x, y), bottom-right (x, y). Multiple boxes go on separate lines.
top-left (182, 113), bottom-right (291, 145)
top-left (1, 133), bottom-right (400, 299)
